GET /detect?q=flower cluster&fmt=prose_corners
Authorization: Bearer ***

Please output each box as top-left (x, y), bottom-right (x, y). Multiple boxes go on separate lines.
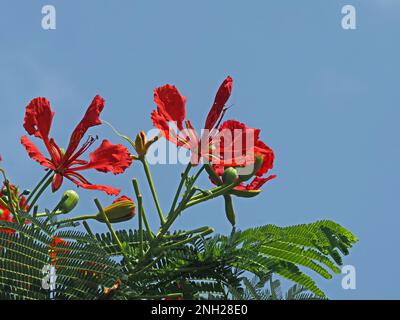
top-left (151, 76), bottom-right (276, 193)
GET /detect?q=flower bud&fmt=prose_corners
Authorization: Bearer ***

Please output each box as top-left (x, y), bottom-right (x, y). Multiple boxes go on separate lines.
top-left (133, 131), bottom-right (159, 159)
top-left (95, 196), bottom-right (136, 223)
top-left (237, 155), bottom-right (263, 182)
top-left (134, 131), bottom-right (147, 156)
top-left (222, 167), bottom-right (238, 185)
top-left (224, 195), bottom-right (236, 227)
top-left (58, 190), bottom-right (79, 213)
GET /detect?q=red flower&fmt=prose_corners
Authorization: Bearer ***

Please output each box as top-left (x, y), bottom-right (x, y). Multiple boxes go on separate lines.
top-left (50, 236), bottom-right (68, 267)
top-left (0, 209), bottom-right (14, 235)
top-left (151, 76), bottom-right (257, 166)
top-left (20, 96), bottom-right (132, 196)
top-left (0, 185), bottom-right (29, 234)
top-left (212, 121), bottom-right (276, 192)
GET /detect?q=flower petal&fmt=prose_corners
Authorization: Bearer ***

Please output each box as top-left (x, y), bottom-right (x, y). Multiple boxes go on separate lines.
top-left (20, 135), bottom-right (53, 169)
top-left (65, 172), bottom-right (120, 196)
top-left (23, 97), bottom-right (54, 140)
top-left (151, 110), bottom-right (187, 147)
top-left (63, 95), bottom-right (105, 159)
top-left (204, 76), bottom-right (233, 130)
top-left (113, 195), bottom-right (133, 204)
top-left (70, 139), bottom-right (132, 174)
top-left (216, 120), bottom-right (260, 166)
top-left (254, 140), bottom-right (275, 176)
top-left (246, 175), bottom-right (277, 190)
top-left (52, 173), bottom-right (63, 192)
top-left (153, 85), bottom-right (186, 130)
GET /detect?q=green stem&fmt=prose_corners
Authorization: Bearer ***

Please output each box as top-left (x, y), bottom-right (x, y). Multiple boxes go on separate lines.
top-left (27, 175), bottom-right (54, 213)
top-left (32, 205), bottom-right (39, 218)
top-left (94, 199), bottom-right (134, 271)
top-left (138, 195), bottom-right (144, 258)
top-left (94, 199), bottom-right (123, 248)
top-left (132, 179), bottom-right (153, 240)
top-left (158, 188), bottom-right (196, 237)
top-left (169, 163), bottom-right (192, 215)
top-left (56, 214), bottom-right (95, 225)
top-left (82, 221), bottom-right (95, 239)
top-left (161, 227), bottom-right (214, 251)
top-left (184, 180), bottom-right (240, 209)
top-left (159, 164), bottom-right (205, 238)
top-left (36, 210), bottom-right (63, 217)
top-left (141, 209), bottom-right (153, 240)
top-left (25, 170), bottom-right (53, 207)
top-left (192, 164), bottom-right (206, 184)
top-left (140, 157), bottom-right (165, 225)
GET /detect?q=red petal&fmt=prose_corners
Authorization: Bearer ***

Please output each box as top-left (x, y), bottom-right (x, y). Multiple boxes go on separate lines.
top-left (69, 139), bottom-right (132, 174)
top-left (151, 110), bottom-right (187, 147)
top-left (246, 175), bottom-right (277, 190)
top-left (113, 195), bottom-right (133, 204)
top-left (65, 173), bottom-right (120, 196)
top-left (20, 136), bottom-right (53, 169)
top-left (254, 140), bottom-right (275, 176)
top-left (63, 95), bottom-right (105, 159)
top-left (204, 76), bottom-right (233, 130)
top-left (52, 173), bottom-right (63, 192)
top-left (216, 120), bottom-right (260, 166)
top-left (52, 236), bottom-right (67, 247)
top-left (153, 85), bottom-right (186, 130)
top-left (23, 97), bottom-right (54, 140)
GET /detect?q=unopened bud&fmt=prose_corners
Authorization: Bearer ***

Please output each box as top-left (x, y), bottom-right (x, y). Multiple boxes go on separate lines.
top-left (59, 190), bottom-right (79, 213)
top-left (222, 167), bottom-right (238, 185)
top-left (133, 131), bottom-right (159, 158)
top-left (95, 196), bottom-right (136, 224)
top-left (224, 195), bottom-right (236, 227)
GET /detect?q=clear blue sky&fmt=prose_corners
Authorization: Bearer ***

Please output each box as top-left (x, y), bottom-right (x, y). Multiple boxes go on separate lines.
top-left (0, 1), bottom-right (399, 299)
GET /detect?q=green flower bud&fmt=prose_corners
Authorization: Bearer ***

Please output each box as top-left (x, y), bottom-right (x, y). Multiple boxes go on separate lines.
top-left (59, 190), bottom-right (79, 213)
top-left (222, 167), bottom-right (238, 185)
top-left (133, 131), bottom-right (159, 159)
top-left (238, 155), bottom-right (264, 182)
top-left (95, 196), bottom-right (136, 224)
top-left (224, 195), bottom-right (236, 227)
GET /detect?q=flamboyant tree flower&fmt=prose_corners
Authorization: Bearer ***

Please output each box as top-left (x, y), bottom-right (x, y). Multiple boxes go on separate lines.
top-left (151, 76), bottom-right (257, 166)
top-left (0, 184), bottom-right (28, 234)
top-left (212, 121), bottom-right (276, 194)
top-left (20, 96), bottom-right (132, 196)
top-left (0, 208), bottom-right (14, 234)
top-left (50, 236), bottom-right (68, 267)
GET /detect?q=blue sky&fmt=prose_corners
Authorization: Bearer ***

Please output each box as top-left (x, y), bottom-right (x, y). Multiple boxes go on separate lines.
top-left (0, 1), bottom-right (399, 299)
